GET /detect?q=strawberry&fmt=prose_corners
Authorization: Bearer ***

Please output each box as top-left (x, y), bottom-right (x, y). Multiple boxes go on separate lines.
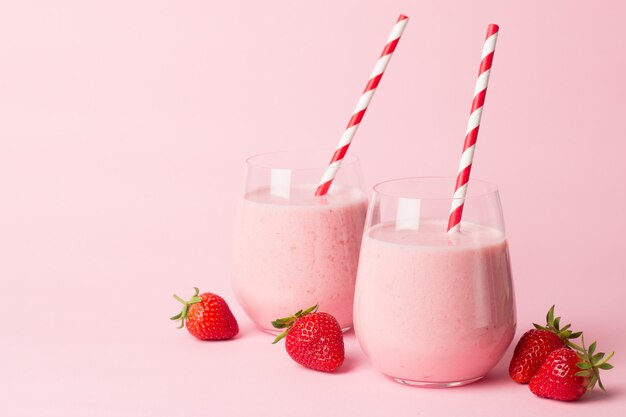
top-left (529, 337), bottom-right (614, 401)
top-left (271, 305), bottom-right (344, 372)
top-left (509, 305), bottom-right (581, 383)
top-left (170, 287), bottom-right (239, 340)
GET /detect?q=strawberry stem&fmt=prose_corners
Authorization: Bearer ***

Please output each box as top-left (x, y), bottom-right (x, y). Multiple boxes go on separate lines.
top-left (573, 335), bottom-right (615, 392)
top-left (271, 304), bottom-right (319, 344)
top-left (594, 351), bottom-right (615, 367)
top-left (173, 294), bottom-right (187, 304)
top-left (170, 287), bottom-right (204, 329)
top-left (533, 305), bottom-right (581, 348)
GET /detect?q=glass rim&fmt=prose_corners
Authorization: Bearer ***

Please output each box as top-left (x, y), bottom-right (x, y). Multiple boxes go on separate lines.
top-left (245, 150), bottom-right (360, 170)
top-left (372, 176), bottom-right (500, 200)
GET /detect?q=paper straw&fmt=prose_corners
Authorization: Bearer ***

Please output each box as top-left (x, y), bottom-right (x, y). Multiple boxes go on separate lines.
top-left (447, 24), bottom-right (499, 233)
top-left (315, 14), bottom-right (409, 196)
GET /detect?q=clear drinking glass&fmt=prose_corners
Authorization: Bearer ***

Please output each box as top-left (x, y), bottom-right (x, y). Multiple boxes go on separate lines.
top-left (232, 151), bottom-right (368, 332)
top-left (353, 177), bottom-right (516, 387)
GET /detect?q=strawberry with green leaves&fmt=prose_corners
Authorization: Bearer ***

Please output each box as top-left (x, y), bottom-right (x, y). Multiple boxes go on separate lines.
top-left (529, 336), bottom-right (614, 401)
top-left (272, 305), bottom-right (344, 372)
top-left (509, 305), bottom-right (581, 383)
top-left (170, 287), bottom-right (239, 340)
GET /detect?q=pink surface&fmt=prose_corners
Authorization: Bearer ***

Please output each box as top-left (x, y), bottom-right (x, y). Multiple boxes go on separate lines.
top-left (0, 0), bottom-right (625, 416)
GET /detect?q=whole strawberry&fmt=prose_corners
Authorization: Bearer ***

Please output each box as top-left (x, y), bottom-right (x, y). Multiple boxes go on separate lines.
top-left (170, 287), bottom-right (239, 340)
top-left (529, 338), bottom-right (614, 401)
top-left (509, 305), bottom-right (581, 383)
top-left (272, 305), bottom-right (344, 372)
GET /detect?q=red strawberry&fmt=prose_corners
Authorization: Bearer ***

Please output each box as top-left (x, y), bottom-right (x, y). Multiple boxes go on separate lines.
top-left (170, 287), bottom-right (239, 340)
top-left (529, 338), bottom-right (614, 401)
top-left (272, 305), bottom-right (344, 372)
top-left (509, 305), bottom-right (581, 383)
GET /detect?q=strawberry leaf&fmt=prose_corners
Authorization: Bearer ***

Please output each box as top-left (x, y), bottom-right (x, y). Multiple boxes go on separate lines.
top-left (272, 331), bottom-right (288, 344)
top-left (271, 320), bottom-right (287, 329)
top-left (592, 352), bottom-right (605, 364)
top-left (271, 305), bottom-right (319, 344)
top-left (171, 287), bottom-right (207, 330)
top-left (547, 305), bottom-right (555, 325)
top-left (302, 304), bottom-right (319, 315)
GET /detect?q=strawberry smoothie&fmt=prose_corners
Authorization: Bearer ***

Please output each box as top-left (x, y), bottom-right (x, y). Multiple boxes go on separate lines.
top-left (233, 185), bottom-right (367, 331)
top-left (354, 220), bottom-right (516, 385)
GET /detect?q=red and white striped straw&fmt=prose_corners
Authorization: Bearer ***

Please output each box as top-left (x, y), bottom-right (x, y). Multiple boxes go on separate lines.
top-left (447, 24), bottom-right (499, 233)
top-left (315, 14), bottom-right (409, 196)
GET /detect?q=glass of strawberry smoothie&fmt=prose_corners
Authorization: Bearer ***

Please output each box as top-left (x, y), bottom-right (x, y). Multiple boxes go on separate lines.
top-left (353, 177), bottom-right (516, 387)
top-left (232, 151), bottom-right (368, 332)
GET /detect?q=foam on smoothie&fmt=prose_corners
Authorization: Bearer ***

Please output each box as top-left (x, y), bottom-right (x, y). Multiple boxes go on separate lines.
top-left (368, 219), bottom-right (506, 248)
top-left (245, 184), bottom-right (367, 206)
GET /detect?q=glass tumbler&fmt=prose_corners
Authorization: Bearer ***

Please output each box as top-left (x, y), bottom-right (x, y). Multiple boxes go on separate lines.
top-left (353, 177), bottom-right (516, 387)
top-left (232, 151), bottom-right (368, 332)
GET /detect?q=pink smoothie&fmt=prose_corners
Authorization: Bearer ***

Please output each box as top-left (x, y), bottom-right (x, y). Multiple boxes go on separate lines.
top-left (233, 185), bottom-right (367, 331)
top-left (353, 220), bottom-right (516, 384)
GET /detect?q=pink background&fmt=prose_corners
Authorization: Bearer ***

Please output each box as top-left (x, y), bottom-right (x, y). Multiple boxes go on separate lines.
top-left (1, 0), bottom-right (625, 415)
